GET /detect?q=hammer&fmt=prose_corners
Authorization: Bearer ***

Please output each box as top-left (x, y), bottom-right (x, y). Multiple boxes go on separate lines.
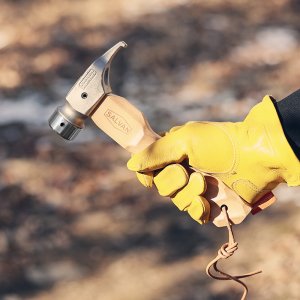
top-left (49, 41), bottom-right (275, 227)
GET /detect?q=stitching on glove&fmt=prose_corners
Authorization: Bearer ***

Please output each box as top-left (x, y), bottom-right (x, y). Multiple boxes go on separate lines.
top-left (204, 122), bottom-right (238, 174)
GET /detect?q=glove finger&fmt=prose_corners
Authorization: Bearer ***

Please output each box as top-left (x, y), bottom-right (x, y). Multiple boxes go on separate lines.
top-left (127, 128), bottom-right (188, 172)
top-left (136, 171), bottom-right (154, 188)
top-left (172, 172), bottom-right (206, 210)
top-left (153, 164), bottom-right (189, 197)
top-left (186, 196), bottom-right (210, 224)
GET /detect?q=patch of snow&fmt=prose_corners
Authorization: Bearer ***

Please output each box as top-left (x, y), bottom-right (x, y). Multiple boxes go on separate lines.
top-left (0, 97), bottom-right (57, 126)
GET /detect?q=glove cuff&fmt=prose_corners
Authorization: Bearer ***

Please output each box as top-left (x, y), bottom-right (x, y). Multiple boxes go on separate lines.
top-left (245, 95), bottom-right (300, 186)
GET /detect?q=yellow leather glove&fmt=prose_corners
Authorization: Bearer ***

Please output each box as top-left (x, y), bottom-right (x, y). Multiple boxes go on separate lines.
top-left (128, 96), bottom-right (300, 223)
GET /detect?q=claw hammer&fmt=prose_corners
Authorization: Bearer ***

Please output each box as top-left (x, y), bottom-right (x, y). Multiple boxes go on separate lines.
top-left (48, 41), bottom-right (276, 227)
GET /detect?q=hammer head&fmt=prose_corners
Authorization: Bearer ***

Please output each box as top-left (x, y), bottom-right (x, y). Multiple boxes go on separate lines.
top-left (49, 41), bottom-right (127, 140)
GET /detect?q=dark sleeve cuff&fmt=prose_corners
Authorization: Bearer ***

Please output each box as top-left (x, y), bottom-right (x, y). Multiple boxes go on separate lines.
top-left (273, 89), bottom-right (300, 160)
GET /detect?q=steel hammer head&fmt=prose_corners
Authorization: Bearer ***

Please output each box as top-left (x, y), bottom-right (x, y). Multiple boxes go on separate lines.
top-left (49, 41), bottom-right (127, 140)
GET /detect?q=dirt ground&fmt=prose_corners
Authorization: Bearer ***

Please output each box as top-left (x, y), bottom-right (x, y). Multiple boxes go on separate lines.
top-left (1, 0), bottom-right (300, 299)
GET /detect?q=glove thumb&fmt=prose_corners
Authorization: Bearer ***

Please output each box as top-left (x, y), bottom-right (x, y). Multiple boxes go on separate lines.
top-left (127, 129), bottom-right (188, 172)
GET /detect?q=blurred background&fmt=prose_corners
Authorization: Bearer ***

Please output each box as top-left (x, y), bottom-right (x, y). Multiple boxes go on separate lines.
top-left (0, 0), bottom-right (300, 299)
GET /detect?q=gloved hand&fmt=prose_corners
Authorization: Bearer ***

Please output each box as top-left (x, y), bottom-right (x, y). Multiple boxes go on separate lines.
top-left (128, 96), bottom-right (300, 223)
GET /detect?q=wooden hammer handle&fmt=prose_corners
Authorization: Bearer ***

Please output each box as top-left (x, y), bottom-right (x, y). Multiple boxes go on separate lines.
top-left (92, 94), bottom-right (160, 153)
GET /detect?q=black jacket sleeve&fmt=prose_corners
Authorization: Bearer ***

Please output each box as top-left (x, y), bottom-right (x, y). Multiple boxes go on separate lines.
top-left (273, 89), bottom-right (300, 160)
